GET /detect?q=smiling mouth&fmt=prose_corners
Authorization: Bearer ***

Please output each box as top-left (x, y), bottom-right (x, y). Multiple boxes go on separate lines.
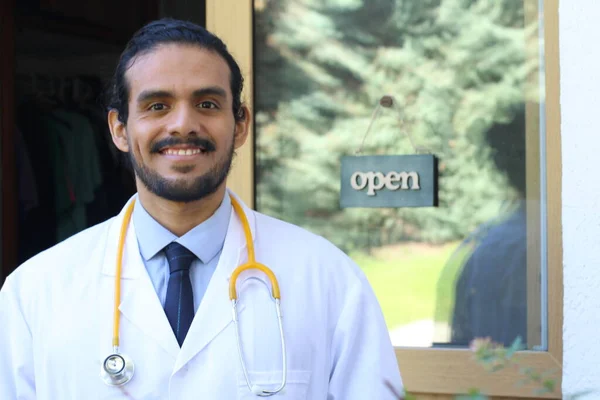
top-left (159, 147), bottom-right (208, 156)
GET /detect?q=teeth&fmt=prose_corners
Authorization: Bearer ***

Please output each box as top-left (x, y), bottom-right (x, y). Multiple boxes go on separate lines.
top-left (164, 149), bottom-right (202, 156)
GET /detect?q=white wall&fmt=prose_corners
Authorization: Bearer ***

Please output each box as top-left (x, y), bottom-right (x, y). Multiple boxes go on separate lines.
top-left (560, 0), bottom-right (600, 397)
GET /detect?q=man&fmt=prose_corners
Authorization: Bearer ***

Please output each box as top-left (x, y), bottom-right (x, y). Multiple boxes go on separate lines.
top-left (434, 105), bottom-right (527, 349)
top-left (0, 18), bottom-right (402, 399)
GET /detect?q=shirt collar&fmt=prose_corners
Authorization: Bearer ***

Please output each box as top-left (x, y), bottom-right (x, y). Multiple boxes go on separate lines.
top-left (133, 194), bottom-right (232, 264)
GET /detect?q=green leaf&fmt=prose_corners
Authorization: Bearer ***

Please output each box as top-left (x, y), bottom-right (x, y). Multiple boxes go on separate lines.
top-left (542, 378), bottom-right (556, 393)
top-left (505, 336), bottom-right (524, 357)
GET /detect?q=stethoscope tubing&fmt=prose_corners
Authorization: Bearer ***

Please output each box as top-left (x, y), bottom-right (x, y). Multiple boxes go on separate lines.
top-left (102, 194), bottom-right (287, 395)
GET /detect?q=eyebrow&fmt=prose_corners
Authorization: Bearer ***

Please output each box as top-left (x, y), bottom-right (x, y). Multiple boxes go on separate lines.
top-left (136, 90), bottom-right (173, 104)
top-left (136, 87), bottom-right (228, 104)
top-left (192, 87), bottom-right (228, 99)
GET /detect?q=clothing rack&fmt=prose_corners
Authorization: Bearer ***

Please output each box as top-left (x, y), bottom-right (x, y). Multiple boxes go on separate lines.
top-left (13, 60), bottom-right (135, 264)
top-left (16, 52), bottom-right (118, 79)
top-left (15, 73), bottom-right (106, 107)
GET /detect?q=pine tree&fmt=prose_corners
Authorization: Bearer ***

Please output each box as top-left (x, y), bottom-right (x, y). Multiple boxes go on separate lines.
top-left (254, 0), bottom-right (536, 251)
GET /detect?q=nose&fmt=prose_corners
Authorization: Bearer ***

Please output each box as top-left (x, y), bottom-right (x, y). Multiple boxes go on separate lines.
top-left (166, 104), bottom-right (200, 136)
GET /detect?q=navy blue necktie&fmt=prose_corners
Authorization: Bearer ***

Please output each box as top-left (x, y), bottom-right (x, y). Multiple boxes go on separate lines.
top-left (164, 242), bottom-right (196, 346)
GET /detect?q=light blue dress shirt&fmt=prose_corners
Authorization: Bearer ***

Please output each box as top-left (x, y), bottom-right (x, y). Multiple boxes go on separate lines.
top-left (132, 195), bottom-right (231, 312)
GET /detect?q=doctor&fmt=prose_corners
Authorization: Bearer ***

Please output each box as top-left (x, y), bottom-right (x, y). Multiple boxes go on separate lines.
top-left (0, 18), bottom-right (403, 399)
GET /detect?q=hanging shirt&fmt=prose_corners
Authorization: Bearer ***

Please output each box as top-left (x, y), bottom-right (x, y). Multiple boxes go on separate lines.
top-left (48, 109), bottom-right (103, 241)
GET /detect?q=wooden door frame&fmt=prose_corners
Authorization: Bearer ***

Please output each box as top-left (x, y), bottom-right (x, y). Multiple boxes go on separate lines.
top-left (206, 0), bottom-right (563, 397)
top-left (206, 0), bottom-right (254, 208)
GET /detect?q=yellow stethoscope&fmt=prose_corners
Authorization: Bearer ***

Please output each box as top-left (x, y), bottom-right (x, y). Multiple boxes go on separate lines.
top-left (100, 194), bottom-right (287, 397)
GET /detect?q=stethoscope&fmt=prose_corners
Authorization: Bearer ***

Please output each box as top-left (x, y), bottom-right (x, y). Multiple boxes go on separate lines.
top-left (100, 194), bottom-right (287, 397)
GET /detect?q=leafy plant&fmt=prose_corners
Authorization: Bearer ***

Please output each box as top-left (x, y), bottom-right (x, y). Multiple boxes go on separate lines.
top-left (386, 336), bottom-right (563, 399)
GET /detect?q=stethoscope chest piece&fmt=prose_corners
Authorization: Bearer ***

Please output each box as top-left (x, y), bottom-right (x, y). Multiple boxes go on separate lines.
top-left (100, 352), bottom-right (134, 386)
top-left (102, 195), bottom-right (285, 394)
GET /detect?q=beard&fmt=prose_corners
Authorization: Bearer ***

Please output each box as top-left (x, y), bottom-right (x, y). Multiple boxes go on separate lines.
top-left (128, 136), bottom-right (235, 203)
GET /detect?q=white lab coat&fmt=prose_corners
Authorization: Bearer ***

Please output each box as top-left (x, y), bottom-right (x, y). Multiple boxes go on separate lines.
top-left (0, 190), bottom-right (403, 399)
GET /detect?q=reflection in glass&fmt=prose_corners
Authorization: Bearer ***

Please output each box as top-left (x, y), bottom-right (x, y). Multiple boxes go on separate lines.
top-left (433, 106), bottom-right (528, 348)
top-left (253, 0), bottom-right (544, 349)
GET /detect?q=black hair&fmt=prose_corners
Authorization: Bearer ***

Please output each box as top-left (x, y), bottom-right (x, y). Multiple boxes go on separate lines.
top-left (107, 18), bottom-right (245, 124)
top-left (485, 103), bottom-right (526, 196)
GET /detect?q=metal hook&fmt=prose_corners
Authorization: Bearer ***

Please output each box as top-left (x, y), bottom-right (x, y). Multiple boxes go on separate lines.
top-left (354, 95), bottom-right (427, 155)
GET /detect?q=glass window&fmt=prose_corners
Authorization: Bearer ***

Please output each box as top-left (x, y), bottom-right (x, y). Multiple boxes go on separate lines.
top-left (253, 0), bottom-right (546, 350)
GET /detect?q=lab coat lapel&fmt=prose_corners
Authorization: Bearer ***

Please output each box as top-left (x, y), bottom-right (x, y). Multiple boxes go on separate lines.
top-left (101, 197), bottom-right (180, 359)
top-left (174, 191), bottom-right (255, 372)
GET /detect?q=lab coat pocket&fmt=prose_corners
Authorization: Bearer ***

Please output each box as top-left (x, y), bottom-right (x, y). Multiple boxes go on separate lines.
top-left (237, 370), bottom-right (311, 399)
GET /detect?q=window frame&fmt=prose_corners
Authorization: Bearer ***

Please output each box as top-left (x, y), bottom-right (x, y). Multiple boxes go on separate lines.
top-left (206, 0), bottom-right (562, 397)
top-left (206, 1), bottom-right (255, 208)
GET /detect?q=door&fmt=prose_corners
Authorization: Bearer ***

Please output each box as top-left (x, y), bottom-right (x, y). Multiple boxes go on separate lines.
top-left (208, 0), bottom-right (562, 398)
top-left (0, 0), bottom-right (207, 283)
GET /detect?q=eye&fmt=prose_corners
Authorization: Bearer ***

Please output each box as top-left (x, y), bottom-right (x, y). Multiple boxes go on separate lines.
top-left (198, 101), bottom-right (218, 109)
top-left (149, 103), bottom-right (167, 111)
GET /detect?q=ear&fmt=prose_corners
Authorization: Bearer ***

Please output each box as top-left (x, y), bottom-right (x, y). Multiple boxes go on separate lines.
top-left (233, 105), bottom-right (251, 149)
top-left (108, 109), bottom-right (129, 153)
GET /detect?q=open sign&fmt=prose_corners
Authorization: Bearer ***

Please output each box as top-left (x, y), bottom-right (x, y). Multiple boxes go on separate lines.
top-left (350, 171), bottom-right (421, 195)
top-left (340, 155), bottom-right (438, 208)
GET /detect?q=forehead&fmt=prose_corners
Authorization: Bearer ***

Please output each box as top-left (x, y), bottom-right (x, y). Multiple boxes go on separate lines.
top-left (125, 44), bottom-right (232, 99)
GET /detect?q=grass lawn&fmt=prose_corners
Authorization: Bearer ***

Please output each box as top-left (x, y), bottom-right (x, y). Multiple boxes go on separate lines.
top-left (350, 241), bottom-right (472, 331)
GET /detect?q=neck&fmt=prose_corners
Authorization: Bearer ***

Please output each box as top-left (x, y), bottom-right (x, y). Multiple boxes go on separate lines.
top-left (136, 182), bottom-right (227, 237)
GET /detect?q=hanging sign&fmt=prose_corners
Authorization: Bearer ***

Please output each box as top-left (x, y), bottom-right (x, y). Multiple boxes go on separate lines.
top-left (340, 95), bottom-right (439, 208)
top-left (340, 154), bottom-right (438, 208)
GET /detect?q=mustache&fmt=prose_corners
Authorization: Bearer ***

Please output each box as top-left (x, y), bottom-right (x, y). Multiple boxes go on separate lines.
top-left (150, 137), bottom-right (216, 153)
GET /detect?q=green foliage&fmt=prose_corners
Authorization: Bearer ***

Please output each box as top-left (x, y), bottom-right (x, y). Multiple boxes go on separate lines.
top-left (388, 337), bottom-right (569, 399)
top-left (470, 336), bottom-right (525, 372)
top-left (254, 0), bottom-right (538, 251)
top-left (468, 336), bottom-right (561, 399)
top-left (455, 390), bottom-right (487, 400)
